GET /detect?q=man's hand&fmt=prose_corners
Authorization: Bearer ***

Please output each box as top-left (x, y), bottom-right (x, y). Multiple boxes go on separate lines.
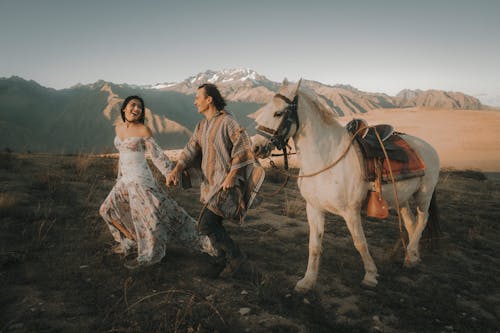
top-left (221, 170), bottom-right (238, 191)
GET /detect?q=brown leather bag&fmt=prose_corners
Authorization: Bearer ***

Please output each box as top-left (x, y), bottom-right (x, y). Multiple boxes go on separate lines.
top-left (367, 158), bottom-right (389, 219)
top-left (367, 190), bottom-right (389, 219)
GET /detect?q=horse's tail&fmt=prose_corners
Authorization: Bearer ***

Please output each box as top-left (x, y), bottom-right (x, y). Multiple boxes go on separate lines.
top-left (424, 189), bottom-right (440, 248)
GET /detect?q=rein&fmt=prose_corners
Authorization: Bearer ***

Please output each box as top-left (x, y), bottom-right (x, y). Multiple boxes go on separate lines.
top-left (255, 126), bottom-right (364, 199)
top-left (256, 92), bottom-right (362, 179)
top-left (372, 130), bottom-right (408, 262)
top-left (268, 125), bottom-right (367, 179)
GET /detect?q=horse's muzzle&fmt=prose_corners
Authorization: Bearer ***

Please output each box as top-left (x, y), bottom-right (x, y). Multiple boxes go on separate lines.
top-left (251, 134), bottom-right (273, 158)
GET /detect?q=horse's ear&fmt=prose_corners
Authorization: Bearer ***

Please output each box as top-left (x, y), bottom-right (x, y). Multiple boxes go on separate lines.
top-left (282, 78), bottom-right (289, 86)
top-left (295, 78), bottom-right (303, 94)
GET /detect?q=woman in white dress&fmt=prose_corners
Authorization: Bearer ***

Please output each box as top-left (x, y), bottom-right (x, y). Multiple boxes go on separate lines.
top-left (99, 95), bottom-right (214, 269)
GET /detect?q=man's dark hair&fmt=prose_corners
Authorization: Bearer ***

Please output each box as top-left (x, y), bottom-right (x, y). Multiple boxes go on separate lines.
top-left (199, 83), bottom-right (227, 111)
top-left (121, 95), bottom-right (146, 124)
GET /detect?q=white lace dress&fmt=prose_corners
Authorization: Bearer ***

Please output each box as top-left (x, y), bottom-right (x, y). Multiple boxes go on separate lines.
top-left (99, 136), bottom-right (214, 265)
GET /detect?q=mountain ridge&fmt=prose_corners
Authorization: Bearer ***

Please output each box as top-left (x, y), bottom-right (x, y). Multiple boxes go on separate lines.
top-left (0, 72), bottom-right (490, 153)
top-left (148, 69), bottom-right (484, 114)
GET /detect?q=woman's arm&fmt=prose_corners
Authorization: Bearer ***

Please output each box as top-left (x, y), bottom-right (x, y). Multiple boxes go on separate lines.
top-left (167, 122), bottom-right (202, 187)
top-left (143, 127), bottom-right (173, 177)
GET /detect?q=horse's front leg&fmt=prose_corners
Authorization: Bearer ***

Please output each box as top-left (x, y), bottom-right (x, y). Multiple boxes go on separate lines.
top-left (344, 210), bottom-right (379, 287)
top-left (295, 203), bottom-right (325, 293)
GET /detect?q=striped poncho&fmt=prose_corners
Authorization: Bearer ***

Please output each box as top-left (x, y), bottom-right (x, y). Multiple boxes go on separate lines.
top-left (178, 111), bottom-right (265, 222)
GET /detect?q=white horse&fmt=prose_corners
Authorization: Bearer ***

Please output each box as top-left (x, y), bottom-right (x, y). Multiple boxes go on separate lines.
top-left (252, 80), bottom-right (440, 292)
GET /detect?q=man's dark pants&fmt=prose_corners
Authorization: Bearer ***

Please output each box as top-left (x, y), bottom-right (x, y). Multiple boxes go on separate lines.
top-left (198, 208), bottom-right (242, 262)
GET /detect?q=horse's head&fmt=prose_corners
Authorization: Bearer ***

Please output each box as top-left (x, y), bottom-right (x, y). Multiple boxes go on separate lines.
top-left (252, 79), bottom-right (301, 158)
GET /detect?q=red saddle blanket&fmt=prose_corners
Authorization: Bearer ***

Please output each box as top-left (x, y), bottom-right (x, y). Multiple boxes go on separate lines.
top-left (360, 135), bottom-right (426, 183)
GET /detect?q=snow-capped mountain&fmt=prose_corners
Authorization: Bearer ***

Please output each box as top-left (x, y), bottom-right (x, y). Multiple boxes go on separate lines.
top-left (150, 69), bottom-right (279, 103)
top-left (153, 68), bottom-right (275, 88)
top-left (185, 68), bottom-right (272, 86)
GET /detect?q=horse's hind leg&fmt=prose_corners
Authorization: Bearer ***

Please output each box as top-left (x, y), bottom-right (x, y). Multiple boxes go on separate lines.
top-left (295, 203), bottom-right (325, 293)
top-left (405, 191), bottom-right (432, 267)
top-left (344, 210), bottom-right (378, 287)
top-left (404, 206), bottom-right (428, 267)
top-left (400, 203), bottom-right (423, 266)
top-left (400, 203), bottom-right (416, 240)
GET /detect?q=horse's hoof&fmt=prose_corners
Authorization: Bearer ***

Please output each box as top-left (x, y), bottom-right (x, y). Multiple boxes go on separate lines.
top-left (294, 278), bottom-right (314, 293)
top-left (361, 276), bottom-right (378, 288)
top-left (404, 257), bottom-right (421, 268)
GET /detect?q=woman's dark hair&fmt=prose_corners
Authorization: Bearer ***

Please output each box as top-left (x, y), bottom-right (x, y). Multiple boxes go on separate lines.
top-left (120, 95), bottom-right (145, 124)
top-left (198, 83), bottom-right (227, 111)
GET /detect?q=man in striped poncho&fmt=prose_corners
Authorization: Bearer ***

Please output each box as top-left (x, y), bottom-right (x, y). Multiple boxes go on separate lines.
top-left (167, 83), bottom-right (265, 278)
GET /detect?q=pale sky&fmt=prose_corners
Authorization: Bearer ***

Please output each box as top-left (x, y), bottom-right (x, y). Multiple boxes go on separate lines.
top-left (1, 0), bottom-right (499, 101)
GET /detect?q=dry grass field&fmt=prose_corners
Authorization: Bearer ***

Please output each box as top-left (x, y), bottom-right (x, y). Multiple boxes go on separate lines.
top-left (1, 152), bottom-right (500, 332)
top-left (355, 108), bottom-right (500, 172)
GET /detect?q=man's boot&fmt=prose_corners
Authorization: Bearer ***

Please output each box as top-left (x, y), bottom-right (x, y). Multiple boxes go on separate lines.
top-left (218, 238), bottom-right (246, 278)
top-left (207, 233), bottom-right (226, 267)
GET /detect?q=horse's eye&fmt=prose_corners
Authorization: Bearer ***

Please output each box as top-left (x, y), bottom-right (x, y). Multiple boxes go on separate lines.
top-left (273, 111), bottom-right (283, 117)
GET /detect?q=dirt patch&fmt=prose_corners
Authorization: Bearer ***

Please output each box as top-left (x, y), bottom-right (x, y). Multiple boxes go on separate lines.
top-left (1, 153), bottom-right (499, 332)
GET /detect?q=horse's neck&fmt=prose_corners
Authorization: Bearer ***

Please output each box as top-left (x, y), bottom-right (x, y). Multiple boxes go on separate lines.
top-left (293, 105), bottom-right (350, 173)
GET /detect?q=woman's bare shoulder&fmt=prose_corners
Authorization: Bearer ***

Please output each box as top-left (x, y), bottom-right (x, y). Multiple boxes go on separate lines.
top-left (115, 122), bottom-right (125, 135)
top-left (137, 124), bottom-right (153, 138)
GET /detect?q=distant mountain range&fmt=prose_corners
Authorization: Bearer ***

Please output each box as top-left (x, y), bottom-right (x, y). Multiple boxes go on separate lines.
top-left (149, 68), bottom-right (484, 116)
top-left (0, 69), bottom-right (490, 153)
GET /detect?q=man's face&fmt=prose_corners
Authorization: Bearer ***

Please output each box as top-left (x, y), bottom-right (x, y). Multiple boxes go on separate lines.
top-left (194, 88), bottom-right (212, 114)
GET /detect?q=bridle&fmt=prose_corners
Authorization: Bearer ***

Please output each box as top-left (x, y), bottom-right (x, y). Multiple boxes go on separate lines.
top-left (255, 93), bottom-right (299, 169)
top-left (255, 92), bottom-right (368, 179)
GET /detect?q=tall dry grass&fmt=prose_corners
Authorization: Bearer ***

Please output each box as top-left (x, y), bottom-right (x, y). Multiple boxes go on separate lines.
top-left (32, 201), bottom-right (58, 242)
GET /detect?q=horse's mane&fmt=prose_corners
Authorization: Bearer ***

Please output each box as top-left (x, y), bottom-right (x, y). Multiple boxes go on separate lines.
top-left (297, 87), bottom-right (338, 125)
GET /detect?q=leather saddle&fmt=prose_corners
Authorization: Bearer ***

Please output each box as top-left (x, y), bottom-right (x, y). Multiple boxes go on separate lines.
top-left (346, 118), bottom-right (407, 162)
top-left (345, 118), bottom-right (426, 183)
top-left (346, 118), bottom-right (426, 219)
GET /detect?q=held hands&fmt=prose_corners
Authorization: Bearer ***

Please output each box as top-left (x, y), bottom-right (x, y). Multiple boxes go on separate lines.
top-left (165, 171), bottom-right (179, 187)
top-left (166, 165), bottom-right (182, 187)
